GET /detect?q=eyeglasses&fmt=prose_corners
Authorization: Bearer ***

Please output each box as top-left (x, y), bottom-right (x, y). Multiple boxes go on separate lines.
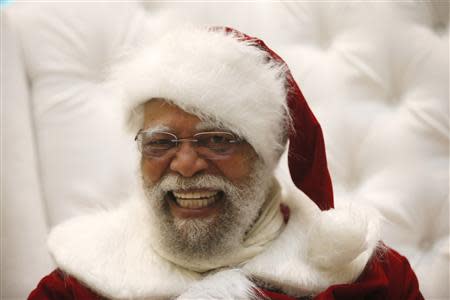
top-left (135, 129), bottom-right (243, 160)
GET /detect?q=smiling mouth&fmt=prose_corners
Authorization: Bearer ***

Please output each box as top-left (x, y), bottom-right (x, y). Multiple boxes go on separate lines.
top-left (169, 190), bottom-right (222, 209)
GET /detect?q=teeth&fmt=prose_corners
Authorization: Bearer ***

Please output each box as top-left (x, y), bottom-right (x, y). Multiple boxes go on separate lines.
top-left (173, 190), bottom-right (218, 199)
top-left (172, 191), bottom-right (219, 209)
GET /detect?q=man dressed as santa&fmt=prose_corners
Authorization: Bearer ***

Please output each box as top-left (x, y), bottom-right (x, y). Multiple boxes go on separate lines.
top-left (29, 26), bottom-right (423, 300)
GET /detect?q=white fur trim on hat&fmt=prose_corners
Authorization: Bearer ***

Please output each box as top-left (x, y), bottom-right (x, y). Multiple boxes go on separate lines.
top-left (107, 26), bottom-right (289, 169)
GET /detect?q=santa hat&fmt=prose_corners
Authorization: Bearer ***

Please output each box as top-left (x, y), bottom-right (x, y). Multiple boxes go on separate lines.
top-left (109, 26), bottom-right (333, 211)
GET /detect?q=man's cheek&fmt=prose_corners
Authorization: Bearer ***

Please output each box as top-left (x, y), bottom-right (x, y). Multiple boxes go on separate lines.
top-left (141, 159), bottom-right (167, 184)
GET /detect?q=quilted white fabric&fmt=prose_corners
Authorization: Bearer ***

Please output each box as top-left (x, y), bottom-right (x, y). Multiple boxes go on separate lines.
top-left (2, 2), bottom-right (448, 300)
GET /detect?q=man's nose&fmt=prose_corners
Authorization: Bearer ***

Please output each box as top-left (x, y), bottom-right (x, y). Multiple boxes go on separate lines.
top-left (169, 142), bottom-right (208, 177)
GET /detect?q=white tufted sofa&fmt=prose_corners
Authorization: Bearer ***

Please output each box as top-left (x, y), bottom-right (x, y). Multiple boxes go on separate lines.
top-left (2, 2), bottom-right (448, 300)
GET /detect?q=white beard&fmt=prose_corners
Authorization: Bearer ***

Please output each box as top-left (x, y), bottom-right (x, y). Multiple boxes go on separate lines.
top-left (142, 160), bottom-right (272, 265)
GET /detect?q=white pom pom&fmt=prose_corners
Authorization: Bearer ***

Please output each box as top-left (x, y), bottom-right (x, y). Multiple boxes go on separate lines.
top-left (307, 208), bottom-right (369, 270)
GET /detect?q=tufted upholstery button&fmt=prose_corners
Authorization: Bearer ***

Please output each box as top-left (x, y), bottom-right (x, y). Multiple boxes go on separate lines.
top-left (419, 239), bottom-right (431, 250)
top-left (433, 22), bottom-right (448, 35)
top-left (385, 94), bottom-right (404, 107)
top-left (430, 2), bottom-right (449, 35)
top-left (343, 168), bottom-right (362, 192)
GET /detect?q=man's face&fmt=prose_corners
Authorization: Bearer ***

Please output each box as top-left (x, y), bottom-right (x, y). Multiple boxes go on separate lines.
top-left (140, 99), bottom-right (271, 259)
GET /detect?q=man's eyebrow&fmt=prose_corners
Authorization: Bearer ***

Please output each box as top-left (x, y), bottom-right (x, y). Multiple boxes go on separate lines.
top-left (144, 125), bottom-right (171, 134)
top-left (195, 121), bottom-right (226, 131)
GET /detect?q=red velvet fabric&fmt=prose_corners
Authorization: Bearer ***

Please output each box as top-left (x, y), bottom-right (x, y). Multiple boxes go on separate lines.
top-left (28, 248), bottom-right (423, 300)
top-left (260, 247), bottom-right (424, 300)
top-left (28, 270), bottom-right (104, 300)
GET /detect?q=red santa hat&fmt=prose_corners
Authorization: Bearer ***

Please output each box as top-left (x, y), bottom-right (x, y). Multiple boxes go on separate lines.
top-left (109, 26), bottom-right (333, 211)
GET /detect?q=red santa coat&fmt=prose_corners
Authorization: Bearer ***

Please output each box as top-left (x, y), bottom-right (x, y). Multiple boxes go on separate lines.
top-left (29, 247), bottom-right (422, 300)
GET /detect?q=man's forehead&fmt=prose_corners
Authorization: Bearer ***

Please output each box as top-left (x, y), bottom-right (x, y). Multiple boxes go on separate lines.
top-left (143, 99), bottom-right (228, 132)
top-left (143, 99), bottom-right (194, 125)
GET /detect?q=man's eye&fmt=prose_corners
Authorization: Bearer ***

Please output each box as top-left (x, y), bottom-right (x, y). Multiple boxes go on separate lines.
top-left (209, 135), bottom-right (229, 144)
top-left (144, 139), bottom-right (174, 149)
top-left (197, 134), bottom-right (234, 149)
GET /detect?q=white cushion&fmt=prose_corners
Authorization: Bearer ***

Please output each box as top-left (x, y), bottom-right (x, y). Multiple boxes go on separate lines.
top-left (3, 2), bottom-right (448, 299)
top-left (1, 12), bottom-right (53, 300)
top-left (7, 3), bottom-right (145, 225)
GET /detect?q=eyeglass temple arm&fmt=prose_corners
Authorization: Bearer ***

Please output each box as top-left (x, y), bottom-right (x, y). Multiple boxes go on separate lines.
top-left (134, 129), bottom-right (143, 141)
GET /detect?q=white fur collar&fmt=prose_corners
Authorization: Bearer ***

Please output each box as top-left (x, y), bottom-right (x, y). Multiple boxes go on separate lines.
top-left (48, 185), bottom-right (380, 299)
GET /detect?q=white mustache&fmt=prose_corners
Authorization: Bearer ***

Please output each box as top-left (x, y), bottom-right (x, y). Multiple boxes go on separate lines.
top-left (154, 174), bottom-right (235, 194)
